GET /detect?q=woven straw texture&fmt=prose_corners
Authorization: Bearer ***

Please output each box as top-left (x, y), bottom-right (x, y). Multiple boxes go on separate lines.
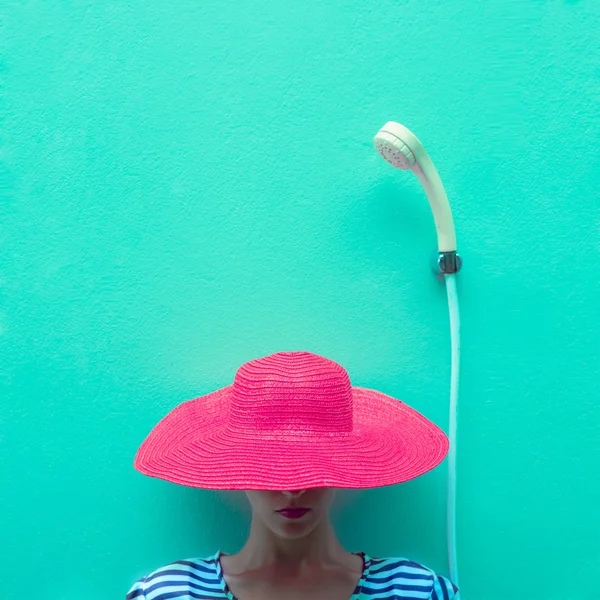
top-left (134, 351), bottom-right (449, 490)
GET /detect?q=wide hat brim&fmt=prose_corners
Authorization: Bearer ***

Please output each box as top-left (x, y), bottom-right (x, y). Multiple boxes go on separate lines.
top-left (133, 385), bottom-right (449, 490)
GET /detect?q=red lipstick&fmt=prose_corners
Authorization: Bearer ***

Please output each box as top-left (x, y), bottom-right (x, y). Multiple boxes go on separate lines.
top-left (277, 508), bottom-right (311, 519)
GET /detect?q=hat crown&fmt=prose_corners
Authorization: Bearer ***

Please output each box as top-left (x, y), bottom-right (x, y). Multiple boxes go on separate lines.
top-left (228, 351), bottom-right (353, 436)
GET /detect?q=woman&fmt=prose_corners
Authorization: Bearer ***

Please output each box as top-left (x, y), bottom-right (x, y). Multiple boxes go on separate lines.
top-left (126, 351), bottom-right (459, 599)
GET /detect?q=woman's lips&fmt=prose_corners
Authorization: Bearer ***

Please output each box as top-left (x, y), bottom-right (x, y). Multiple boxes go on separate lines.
top-left (277, 508), bottom-right (311, 519)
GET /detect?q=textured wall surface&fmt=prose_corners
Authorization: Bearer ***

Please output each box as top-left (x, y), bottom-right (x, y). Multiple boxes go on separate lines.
top-left (2, 2), bottom-right (599, 599)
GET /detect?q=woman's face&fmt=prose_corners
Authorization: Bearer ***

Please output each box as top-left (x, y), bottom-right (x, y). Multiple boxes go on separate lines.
top-left (244, 487), bottom-right (337, 539)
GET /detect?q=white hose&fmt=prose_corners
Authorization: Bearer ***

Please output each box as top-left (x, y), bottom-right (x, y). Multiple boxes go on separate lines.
top-left (444, 273), bottom-right (461, 597)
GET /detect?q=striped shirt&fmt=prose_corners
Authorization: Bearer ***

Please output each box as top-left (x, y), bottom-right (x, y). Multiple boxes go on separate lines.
top-left (126, 549), bottom-right (459, 599)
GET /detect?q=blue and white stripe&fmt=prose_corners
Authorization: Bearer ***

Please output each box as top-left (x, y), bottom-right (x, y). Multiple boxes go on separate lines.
top-left (126, 550), bottom-right (459, 599)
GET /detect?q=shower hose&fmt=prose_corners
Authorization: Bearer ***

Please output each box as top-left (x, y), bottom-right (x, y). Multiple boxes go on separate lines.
top-left (445, 273), bottom-right (460, 598)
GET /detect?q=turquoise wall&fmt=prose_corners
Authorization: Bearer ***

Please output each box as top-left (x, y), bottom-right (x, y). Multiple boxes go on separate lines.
top-left (3, 2), bottom-right (599, 599)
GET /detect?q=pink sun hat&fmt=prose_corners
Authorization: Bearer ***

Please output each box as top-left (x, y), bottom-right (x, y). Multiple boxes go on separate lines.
top-left (133, 351), bottom-right (449, 490)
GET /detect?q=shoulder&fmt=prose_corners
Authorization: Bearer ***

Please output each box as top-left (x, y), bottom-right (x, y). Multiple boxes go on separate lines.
top-left (365, 555), bottom-right (459, 599)
top-left (125, 554), bottom-right (221, 599)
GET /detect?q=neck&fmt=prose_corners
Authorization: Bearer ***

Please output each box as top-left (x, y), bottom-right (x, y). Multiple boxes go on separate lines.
top-left (235, 513), bottom-right (350, 571)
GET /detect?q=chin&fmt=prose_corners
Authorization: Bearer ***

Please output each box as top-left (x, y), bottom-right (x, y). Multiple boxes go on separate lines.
top-left (269, 515), bottom-right (317, 536)
top-left (276, 526), bottom-right (315, 540)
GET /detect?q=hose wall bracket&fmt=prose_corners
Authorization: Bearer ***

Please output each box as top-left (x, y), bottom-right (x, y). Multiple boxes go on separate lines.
top-left (432, 251), bottom-right (462, 276)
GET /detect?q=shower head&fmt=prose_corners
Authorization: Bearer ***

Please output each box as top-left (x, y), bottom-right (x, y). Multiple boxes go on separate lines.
top-left (374, 121), bottom-right (458, 255)
top-left (374, 130), bottom-right (416, 171)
